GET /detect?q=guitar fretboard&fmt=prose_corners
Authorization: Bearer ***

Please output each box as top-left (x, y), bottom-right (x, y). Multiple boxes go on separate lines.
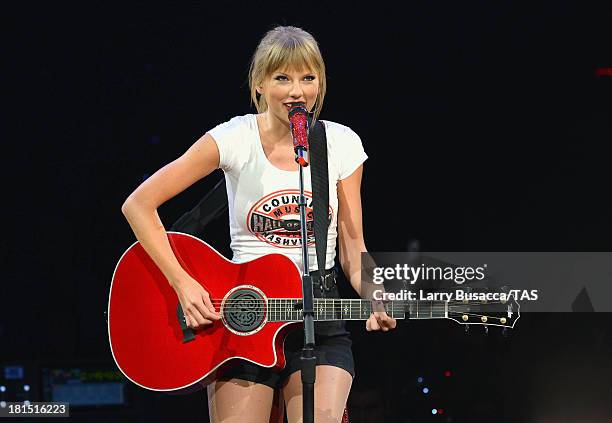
top-left (265, 299), bottom-right (447, 322)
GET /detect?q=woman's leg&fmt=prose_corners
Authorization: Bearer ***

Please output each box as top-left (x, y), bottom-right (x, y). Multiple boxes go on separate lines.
top-left (282, 365), bottom-right (353, 423)
top-left (207, 378), bottom-right (275, 423)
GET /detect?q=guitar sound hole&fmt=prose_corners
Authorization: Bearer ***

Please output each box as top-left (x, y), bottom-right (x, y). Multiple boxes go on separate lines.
top-left (224, 289), bottom-right (265, 333)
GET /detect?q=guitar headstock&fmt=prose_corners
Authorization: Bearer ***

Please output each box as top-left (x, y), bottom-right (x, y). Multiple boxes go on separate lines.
top-left (445, 291), bottom-right (520, 330)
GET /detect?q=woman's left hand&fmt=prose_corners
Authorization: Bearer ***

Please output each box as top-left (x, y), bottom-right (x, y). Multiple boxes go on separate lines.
top-left (366, 311), bottom-right (397, 332)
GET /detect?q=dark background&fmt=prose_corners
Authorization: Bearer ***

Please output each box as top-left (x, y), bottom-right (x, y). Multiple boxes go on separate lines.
top-left (3, 1), bottom-right (612, 421)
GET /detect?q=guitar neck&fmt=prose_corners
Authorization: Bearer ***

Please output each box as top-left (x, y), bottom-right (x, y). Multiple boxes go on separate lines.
top-left (266, 298), bottom-right (447, 322)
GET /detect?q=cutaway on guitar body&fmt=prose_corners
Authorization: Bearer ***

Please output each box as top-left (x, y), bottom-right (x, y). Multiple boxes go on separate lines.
top-left (108, 232), bottom-right (303, 392)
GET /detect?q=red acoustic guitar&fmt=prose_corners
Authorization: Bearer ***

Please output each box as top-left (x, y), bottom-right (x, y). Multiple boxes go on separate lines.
top-left (107, 232), bottom-right (518, 392)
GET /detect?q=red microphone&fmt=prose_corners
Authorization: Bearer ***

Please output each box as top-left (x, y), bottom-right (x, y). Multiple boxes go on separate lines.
top-left (288, 103), bottom-right (309, 167)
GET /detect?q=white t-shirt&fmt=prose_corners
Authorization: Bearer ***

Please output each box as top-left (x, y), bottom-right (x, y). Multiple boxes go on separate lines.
top-left (207, 113), bottom-right (367, 272)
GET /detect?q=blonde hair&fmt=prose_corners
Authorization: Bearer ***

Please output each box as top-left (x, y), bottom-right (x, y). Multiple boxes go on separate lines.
top-left (249, 26), bottom-right (327, 122)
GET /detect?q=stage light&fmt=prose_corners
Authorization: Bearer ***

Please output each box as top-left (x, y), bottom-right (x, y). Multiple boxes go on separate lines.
top-left (417, 376), bottom-right (424, 383)
top-left (438, 408), bottom-right (445, 414)
top-left (432, 408), bottom-right (438, 414)
top-left (444, 370), bottom-right (452, 377)
top-left (595, 67), bottom-right (612, 77)
top-left (0, 386), bottom-right (5, 392)
top-left (24, 400), bottom-right (30, 406)
top-left (0, 401), bottom-right (6, 408)
top-left (23, 385), bottom-right (30, 392)
top-left (423, 387), bottom-right (429, 394)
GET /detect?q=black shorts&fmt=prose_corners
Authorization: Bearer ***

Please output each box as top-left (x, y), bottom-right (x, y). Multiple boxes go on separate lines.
top-left (216, 270), bottom-right (355, 390)
top-left (217, 329), bottom-right (354, 390)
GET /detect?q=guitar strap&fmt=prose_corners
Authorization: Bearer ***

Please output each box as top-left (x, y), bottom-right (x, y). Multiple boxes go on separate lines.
top-left (308, 115), bottom-right (330, 289)
top-left (305, 118), bottom-right (351, 423)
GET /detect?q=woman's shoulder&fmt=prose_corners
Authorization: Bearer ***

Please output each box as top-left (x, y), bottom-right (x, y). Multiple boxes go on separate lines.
top-left (319, 119), bottom-right (363, 145)
top-left (319, 119), bottom-right (368, 178)
top-left (208, 114), bottom-right (257, 172)
top-left (212, 113), bottom-right (256, 131)
top-left (319, 119), bottom-right (356, 134)
top-left (207, 114), bottom-right (257, 142)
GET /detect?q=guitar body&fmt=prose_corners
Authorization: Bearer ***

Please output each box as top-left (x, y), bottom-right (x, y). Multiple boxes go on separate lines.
top-left (108, 232), bottom-right (303, 392)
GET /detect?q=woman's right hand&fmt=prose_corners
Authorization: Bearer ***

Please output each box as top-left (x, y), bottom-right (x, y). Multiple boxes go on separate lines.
top-left (170, 274), bottom-right (221, 329)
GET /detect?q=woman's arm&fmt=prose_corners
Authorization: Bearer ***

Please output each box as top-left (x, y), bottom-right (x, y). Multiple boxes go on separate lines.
top-left (337, 165), bottom-right (396, 332)
top-left (337, 165), bottom-right (367, 296)
top-left (121, 132), bottom-right (222, 327)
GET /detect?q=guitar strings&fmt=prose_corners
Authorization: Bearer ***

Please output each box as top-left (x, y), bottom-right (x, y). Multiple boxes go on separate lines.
top-left (195, 301), bottom-right (511, 318)
top-left (188, 302), bottom-right (512, 324)
top-left (207, 308), bottom-right (503, 316)
top-left (205, 299), bottom-right (511, 304)
top-left (183, 298), bottom-right (513, 323)
top-left (203, 301), bottom-right (511, 313)
top-left (183, 307), bottom-right (510, 323)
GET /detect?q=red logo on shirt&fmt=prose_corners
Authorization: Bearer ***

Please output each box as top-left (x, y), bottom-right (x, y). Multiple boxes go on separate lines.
top-left (246, 189), bottom-right (332, 248)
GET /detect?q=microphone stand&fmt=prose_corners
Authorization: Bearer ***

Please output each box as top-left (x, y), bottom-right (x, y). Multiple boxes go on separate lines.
top-left (296, 149), bottom-right (316, 423)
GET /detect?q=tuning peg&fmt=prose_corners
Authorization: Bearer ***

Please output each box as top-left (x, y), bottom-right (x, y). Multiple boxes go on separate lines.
top-left (464, 325), bottom-right (470, 335)
top-left (501, 327), bottom-right (508, 338)
top-left (484, 325), bottom-right (489, 335)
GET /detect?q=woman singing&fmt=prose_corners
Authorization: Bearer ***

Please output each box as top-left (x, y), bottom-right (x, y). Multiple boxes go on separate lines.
top-left (121, 25), bottom-right (396, 423)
